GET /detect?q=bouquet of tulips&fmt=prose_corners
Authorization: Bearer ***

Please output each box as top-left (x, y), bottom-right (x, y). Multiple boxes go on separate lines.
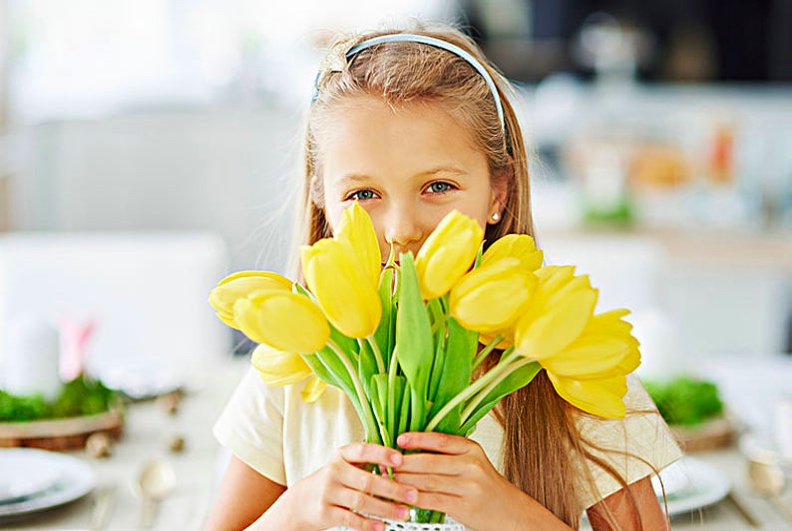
top-left (209, 203), bottom-right (640, 523)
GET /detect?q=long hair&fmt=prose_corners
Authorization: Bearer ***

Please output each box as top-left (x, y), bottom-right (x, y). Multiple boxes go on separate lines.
top-left (295, 21), bottom-right (639, 529)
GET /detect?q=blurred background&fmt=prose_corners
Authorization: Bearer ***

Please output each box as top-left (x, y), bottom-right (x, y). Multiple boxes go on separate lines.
top-left (0, 0), bottom-right (790, 389)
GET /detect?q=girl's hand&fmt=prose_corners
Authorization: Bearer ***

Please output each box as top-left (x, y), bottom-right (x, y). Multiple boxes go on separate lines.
top-left (393, 432), bottom-right (536, 531)
top-left (277, 442), bottom-right (418, 531)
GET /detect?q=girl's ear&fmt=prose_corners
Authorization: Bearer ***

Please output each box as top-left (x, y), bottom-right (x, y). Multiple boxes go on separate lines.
top-left (488, 167), bottom-right (510, 223)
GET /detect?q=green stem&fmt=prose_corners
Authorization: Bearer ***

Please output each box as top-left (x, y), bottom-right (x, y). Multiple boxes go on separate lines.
top-left (459, 356), bottom-right (532, 425)
top-left (430, 311), bottom-right (450, 335)
top-left (365, 335), bottom-right (386, 373)
top-left (327, 339), bottom-right (384, 445)
top-left (472, 334), bottom-right (504, 370)
top-left (424, 348), bottom-right (521, 432)
top-left (387, 344), bottom-right (399, 448)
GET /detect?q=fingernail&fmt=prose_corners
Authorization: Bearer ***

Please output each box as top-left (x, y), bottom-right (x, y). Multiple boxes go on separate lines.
top-left (397, 434), bottom-right (409, 446)
top-left (389, 453), bottom-right (402, 466)
top-left (372, 522), bottom-right (385, 531)
top-left (406, 489), bottom-right (418, 503)
top-left (398, 506), bottom-right (410, 519)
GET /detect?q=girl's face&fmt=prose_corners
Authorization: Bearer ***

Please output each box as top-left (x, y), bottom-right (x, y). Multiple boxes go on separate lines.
top-left (318, 96), bottom-right (506, 263)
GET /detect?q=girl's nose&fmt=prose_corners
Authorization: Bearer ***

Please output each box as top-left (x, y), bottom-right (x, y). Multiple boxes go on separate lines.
top-left (383, 203), bottom-right (423, 251)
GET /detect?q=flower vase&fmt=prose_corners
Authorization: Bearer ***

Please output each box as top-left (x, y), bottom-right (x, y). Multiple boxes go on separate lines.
top-left (337, 515), bottom-right (465, 531)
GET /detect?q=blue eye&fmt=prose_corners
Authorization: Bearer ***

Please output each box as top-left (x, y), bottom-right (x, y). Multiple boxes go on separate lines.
top-left (426, 182), bottom-right (453, 194)
top-left (350, 189), bottom-right (378, 201)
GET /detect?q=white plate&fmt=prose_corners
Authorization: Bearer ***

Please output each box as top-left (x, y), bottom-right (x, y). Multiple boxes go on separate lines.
top-left (652, 456), bottom-right (731, 516)
top-left (0, 449), bottom-right (62, 504)
top-left (0, 448), bottom-right (95, 521)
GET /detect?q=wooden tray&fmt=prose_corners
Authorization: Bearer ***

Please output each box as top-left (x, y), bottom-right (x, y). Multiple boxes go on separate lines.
top-left (670, 415), bottom-right (736, 453)
top-left (0, 409), bottom-right (123, 451)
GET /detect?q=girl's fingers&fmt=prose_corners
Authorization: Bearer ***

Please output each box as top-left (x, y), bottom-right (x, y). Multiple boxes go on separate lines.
top-left (396, 432), bottom-right (472, 454)
top-left (339, 442), bottom-right (404, 468)
top-left (336, 486), bottom-right (412, 522)
top-left (337, 460), bottom-right (418, 506)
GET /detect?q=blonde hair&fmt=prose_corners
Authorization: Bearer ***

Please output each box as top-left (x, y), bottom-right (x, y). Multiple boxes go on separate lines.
top-left (296, 21), bottom-right (645, 529)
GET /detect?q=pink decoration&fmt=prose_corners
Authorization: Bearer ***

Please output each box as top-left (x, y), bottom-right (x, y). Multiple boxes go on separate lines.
top-left (59, 316), bottom-right (96, 381)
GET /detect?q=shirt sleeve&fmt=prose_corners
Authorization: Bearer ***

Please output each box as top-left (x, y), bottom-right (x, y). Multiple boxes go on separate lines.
top-left (573, 375), bottom-right (683, 509)
top-left (213, 367), bottom-right (288, 486)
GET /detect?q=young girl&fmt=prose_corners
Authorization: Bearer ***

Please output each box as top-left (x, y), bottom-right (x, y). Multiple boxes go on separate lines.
top-left (205, 22), bottom-right (681, 531)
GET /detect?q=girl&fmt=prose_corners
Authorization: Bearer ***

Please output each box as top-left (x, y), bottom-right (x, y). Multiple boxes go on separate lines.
top-left (205, 22), bottom-right (681, 531)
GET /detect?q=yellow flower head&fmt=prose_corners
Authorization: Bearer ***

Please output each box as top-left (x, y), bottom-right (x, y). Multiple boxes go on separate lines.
top-left (450, 258), bottom-right (536, 334)
top-left (208, 271), bottom-right (292, 329)
top-left (540, 309), bottom-right (640, 380)
top-left (514, 266), bottom-right (598, 360)
top-left (335, 201), bottom-right (381, 289)
top-left (234, 290), bottom-right (330, 353)
top-left (301, 237), bottom-right (382, 338)
top-left (251, 343), bottom-right (313, 386)
top-left (481, 234), bottom-right (544, 272)
top-left (415, 210), bottom-right (484, 300)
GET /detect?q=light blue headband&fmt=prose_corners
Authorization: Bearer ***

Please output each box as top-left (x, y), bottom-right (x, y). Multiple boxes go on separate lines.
top-left (312, 33), bottom-right (506, 133)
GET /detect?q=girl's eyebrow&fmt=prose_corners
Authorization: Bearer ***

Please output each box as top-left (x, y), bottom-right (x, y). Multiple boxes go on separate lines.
top-left (335, 166), bottom-right (470, 187)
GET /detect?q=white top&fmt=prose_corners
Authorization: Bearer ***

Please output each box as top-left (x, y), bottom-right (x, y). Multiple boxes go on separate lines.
top-left (214, 369), bottom-right (682, 512)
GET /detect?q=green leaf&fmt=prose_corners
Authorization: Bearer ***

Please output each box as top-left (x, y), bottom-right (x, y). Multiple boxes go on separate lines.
top-left (395, 253), bottom-right (434, 430)
top-left (429, 317), bottom-right (477, 434)
top-left (370, 374), bottom-right (392, 446)
top-left (459, 362), bottom-right (541, 434)
top-left (426, 297), bottom-right (446, 403)
top-left (374, 267), bottom-right (396, 370)
top-left (357, 339), bottom-right (378, 397)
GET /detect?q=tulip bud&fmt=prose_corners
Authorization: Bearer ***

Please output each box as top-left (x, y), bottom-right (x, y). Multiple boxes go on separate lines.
top-left (301, 238), bottom-right (382, 338)
top-left (415, 210), bottom-right (484, 300)
top-left (514, 266), bottom-right (598, 360)
top-left (335, 201), bottom-right (381, 289)
top-left (251, 343), bottom-right (313, 386)
top-left (234, 291), bottom-right (330, 353)
top-left (209, 271), bottom-right (292, 329)
top-left (481, 234), bottom-right (543, 272)
top-left (450, 258), bottom-right (535, 334)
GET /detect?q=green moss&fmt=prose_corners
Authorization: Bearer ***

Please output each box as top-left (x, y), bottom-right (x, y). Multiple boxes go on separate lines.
top-left (0, 375), bottom-right (119, 422)
top-left (644, 376), bottom-right (724, 427)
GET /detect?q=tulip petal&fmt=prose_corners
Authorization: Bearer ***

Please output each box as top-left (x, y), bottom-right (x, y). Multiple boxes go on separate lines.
top-left (302, 238), bottom-right (382, 338)
top-left (415, 210), bottom-right (484, 299)
top-left (235, 291), bottom-right (330, 353)
top-left (251, 344), bottom-right (313, 386)
top-left (450, 259), bottom-right (535, 333)
top-left (301, 376), bottom-right (327, 403)
top-left (540, 337), bottom-right (632, 378)
top-left (209, 271), bottom-right (293, 329)
top-left (481, 234), bottom-right (543, 271)
top-left (547, 372), bottom-right (628, 418)
top-left (515, 286), bottom-right (597, 359)
top-left (336, 202), bottom-right (381, 288)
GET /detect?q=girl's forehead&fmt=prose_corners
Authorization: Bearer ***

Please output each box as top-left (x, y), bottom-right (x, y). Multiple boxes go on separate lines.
top-left (315, 95), bottom-right (477, 149)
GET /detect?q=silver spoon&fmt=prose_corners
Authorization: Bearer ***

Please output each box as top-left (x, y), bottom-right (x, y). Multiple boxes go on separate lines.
top-left (136, 459), bottom-right (176, 529)
top-left (747, 456), bottom-right (792, 523)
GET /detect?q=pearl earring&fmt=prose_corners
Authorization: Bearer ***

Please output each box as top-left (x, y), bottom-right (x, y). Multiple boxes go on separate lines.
top-left (491, 212), bottom-right (500, 222)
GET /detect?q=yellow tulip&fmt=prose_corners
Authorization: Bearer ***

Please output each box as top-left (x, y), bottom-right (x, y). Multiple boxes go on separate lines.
top-left (481, 234), bottom-right (543, 272)
top-left (513, 266), bottom-right (598, 360)
top-left (450, 258), bottom-right (536, 334)
top-left (251, 343), bottom-right (313, 386)
top-left (209, 271), bottom-right (292, 329)
top-left (234, 290), bottom-right (330, 353)
top-left (301, 377), bottom-right (327, 403)
top-left (415, 210), bottom-right (484, 300)
top-left (301, 238), bottom-right (382, 338)
top-left (540, 309), bottom-right (640, 380)
top-left (546, 372), bottom-right (628, 419)
top-left (335, 201), bottom-right (381, 289)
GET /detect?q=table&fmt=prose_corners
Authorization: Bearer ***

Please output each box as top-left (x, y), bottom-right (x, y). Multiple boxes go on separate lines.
top-left (3, 356), bottom-right (249, 531)
top-left (4, 355), bottom-right (792, 530)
